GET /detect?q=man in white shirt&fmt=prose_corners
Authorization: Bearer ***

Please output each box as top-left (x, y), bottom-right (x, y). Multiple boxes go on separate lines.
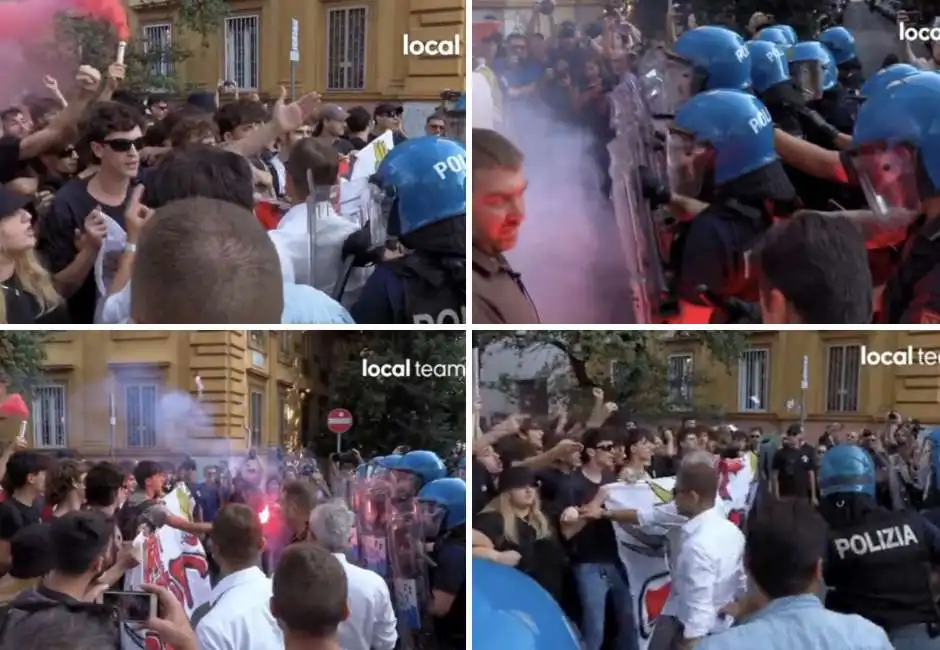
top-left (651, 451), bottom-right (746, 650)
top-left (269, 138), bottom-right (370, 307)
top-left (309, 500), bottom-right (397, 650)
top-left (195, 504), bottom-right (284, 650)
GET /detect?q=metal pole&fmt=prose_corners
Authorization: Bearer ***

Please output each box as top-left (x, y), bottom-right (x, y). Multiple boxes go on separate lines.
top-left (336, 431), bottom-right (341, 455)
top-left (290, 61), bottom-right (296, 101)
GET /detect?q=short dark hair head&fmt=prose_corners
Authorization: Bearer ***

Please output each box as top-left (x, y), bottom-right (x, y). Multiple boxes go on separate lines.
top-left (756, 211), bottom-right (872, 323)
top-left (272, 543), bottom-right (348, 637)
top-left (0, 602), bottom-right (119, 649)
top-left (142, 145), bottom-right (254, 210)
top-left (1, 451), bottom-right (52, 492)
top-left (345, 106), bottom-right (371, 133)
top-left (282, 480), bottom-right (318, 517)
top-left (49, 511), bottom-right (112, 575)
top-left (215, 98), bottom-right (268, 139)
top-left (130, 197), bottom-right (284, 324)
top-left (168, 112), bottom-right (219, 148)
top-left (786, 423), bottom-right (802, 437)
top-left (84, 461), bottom-right (126, 508)
top-left (286, 138), bottom-right (340, 199)
top-left (0, 107), bottom-right (23, 122)
top-left (211, 504), bottom-right (263, 565)
top-left (46, 459), bottom-right (83, 508)
top-left (472, 128), bottom-right (523, 177)
top-left (82, 101), bottom-right (144, 143)
top-left (745, 497), bottom-right (827, 597)
top-left (133, 459), bottom-right (162, 487)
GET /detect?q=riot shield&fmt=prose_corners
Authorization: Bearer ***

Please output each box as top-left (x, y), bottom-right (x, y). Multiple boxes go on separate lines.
top-left (353, 474), bottom-right (391, 579)
top-left (607, 60), bottom-right (672, 323)
top-left (386, 496), bottom-right (436, 650)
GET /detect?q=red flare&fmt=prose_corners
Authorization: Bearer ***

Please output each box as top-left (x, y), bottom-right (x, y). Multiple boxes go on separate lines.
top-left (0, 394), bottom-right (29, 420)
top-left (0, 0), bottom-right (129, 41)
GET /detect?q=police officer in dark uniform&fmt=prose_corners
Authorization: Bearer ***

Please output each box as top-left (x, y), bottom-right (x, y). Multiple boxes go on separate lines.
top-left (818, 444), bottom-right (940, 648)
top-left (667, 89), bottom-right (797, 323)
top-left (350, 136), bottom-right (466, 324)
top-left (819, 26), bottom-right (866, 94)
top-left (788, 40), bottom-right (859, 136)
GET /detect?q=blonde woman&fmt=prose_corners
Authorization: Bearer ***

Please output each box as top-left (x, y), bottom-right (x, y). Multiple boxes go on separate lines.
top-left (0, 188), bottom-right (64, 323)
top-left (472, 466), bottom-right (567, 603)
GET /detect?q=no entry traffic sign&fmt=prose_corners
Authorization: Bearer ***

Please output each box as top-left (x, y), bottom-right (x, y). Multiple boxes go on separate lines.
top-left (327, 408), bottom-right (353, 434)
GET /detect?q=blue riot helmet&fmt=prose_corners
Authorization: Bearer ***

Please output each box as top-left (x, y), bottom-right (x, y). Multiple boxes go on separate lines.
top-left (818, 444), bottom-right (876, 498)
top-left (473, 558), bottom-right (582, 650)
top-left (747, 40), bottom-right (790, 94)
top-left (368, 136), bottom-right (466, 241)
top-left (668, 90), bottom-right (777, 196)
top-left (818, 26), bottom-right (857, 66)
top-left (417, 477), bottom-right (466, 537)
top-left (787, 41), bottom-right (837, 101)
top-left (860, 63), bottom-right (919, 100)
top-left (655, 26), bottom-right (751, 117)
top-left (396, 449), bottom-right (447, 490)
top-left (774, 24), bottom-right (798, 45)
top-left (755, 26), bottom-right (791, 49)
top-left (850, 71), bottom-right (940, 218)
top-left (375, 453), bottom-right (403, 476)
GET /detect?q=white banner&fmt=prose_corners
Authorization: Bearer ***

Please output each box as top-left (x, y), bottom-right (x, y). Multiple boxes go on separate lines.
top-left (349, 130), bottom-right (395, 181)
top-left (604, 455), bottom-right (757, 650)
top-left (121, 487), bottom-right (213, 650)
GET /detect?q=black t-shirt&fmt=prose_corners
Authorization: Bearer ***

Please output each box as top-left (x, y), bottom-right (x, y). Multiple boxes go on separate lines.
top-left (2, 273), bottom-right (69, 324)
top-left (0, 136), bottom-right (24, 185)
top-left (37, 177), bottom-right (130, 324)
top-left (432, 537), bottom-right (465, 643)
top-left (772, 444), bottom-right (816, 498)
top-left (0, 498), bottom-right (41, 542)
top-left (471, 458), bottom-right (495, 516)
top-left (651, 455), bottom-right (678, 478)
top-left (559, 469), bottom-right (619, 564)
top-left (535, 466), bottom-right (570, 517)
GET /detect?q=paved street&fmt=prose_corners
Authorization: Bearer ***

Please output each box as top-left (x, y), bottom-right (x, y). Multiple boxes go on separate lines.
top-left (842, 0), bottom-right (905, 76)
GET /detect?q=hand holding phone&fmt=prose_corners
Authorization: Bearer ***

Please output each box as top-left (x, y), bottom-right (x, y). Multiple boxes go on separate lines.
top-left (103, 590), bottom-right (157, 622)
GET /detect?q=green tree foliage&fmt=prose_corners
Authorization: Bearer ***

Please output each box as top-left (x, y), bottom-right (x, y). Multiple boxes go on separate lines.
top-left (0, 333), bottom-right (49, 394)
top-left (309, 332), bottom-right (466, 458)
top-left (32, 0), bottom-right (230, 93)
top-left (473, 331), bottom-right (747, 419)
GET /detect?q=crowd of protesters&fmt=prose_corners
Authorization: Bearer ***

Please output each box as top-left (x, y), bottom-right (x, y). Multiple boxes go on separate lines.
top-left (0, 439), bottom-right (416, 650)
top-left (471, 385), bottom-right (940, 650)
top-left (0, 59), bottom-right (465, 325)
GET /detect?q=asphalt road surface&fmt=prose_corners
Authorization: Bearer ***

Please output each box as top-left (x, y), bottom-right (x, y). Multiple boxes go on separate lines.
top-left (843, 0), bottom-right (905, 76)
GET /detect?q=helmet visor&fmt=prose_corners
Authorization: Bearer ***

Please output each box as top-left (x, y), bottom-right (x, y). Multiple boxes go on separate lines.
top-left (418, 500), bottom-right (446, 538)
top-left (641, 51), bottom-right (696, 118)
top-left (666, 129), bottom-right (710, 198)
top-left (845, 142), bottom-right (921, 218)
top-left (789, 60), bottom-right (825, 101)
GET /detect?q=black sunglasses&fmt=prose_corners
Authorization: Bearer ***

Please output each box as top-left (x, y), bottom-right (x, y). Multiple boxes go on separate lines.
top-left (57, 147), bottom-right (76, 158)
top-left (102, 137), bottom-right (144, 152)
top-left (595, 443), bottom-right (615, 452)
top-left (378, 110), bottom-right (403, 118)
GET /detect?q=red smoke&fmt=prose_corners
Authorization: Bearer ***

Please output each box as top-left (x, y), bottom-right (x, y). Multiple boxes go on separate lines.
top-left (0, 0), bottom-right (129, 40)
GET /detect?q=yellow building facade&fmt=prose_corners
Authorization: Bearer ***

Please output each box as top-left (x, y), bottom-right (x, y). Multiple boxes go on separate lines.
top-left (128, 0), bottom-right (466, 104)
top-left (4, 331), bottom-right (317, 459)
top-left (472, 0), bottom-right (607, 35)
top-left (662, 331), bottom-right (940, 433)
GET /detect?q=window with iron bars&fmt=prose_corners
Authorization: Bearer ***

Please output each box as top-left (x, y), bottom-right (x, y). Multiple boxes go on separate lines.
top-left (738, 348), bottom-right (769, 412)
top-left (32, 383), bottom-right (68, 448)
top-left (224, 15), bottom-right (260, 91)
top-left (826, 344), bottom-right (861, 412)
top-left (142, 23), bottom-right (172, 77)
top-left (666, 354), bottom-right (694, 409)
top-left (326, 6), bottom-right (367, 91)
top-left (126, 383), bottom-right (158, 447)
top-left (249, 390), bottom-right (264, 448)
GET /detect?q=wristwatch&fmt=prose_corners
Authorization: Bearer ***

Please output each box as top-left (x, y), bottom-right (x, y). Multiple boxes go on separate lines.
top-left (124, 242), bottom-right (137, 254)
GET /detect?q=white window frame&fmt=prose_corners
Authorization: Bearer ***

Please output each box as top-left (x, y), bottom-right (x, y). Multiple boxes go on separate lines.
top-left (224, 14), bottom-right (260, 91)
top-left (325, 5), bottom-right (368, 91)
top-left (142, 22), bottom-right (172, 77)
top-left (249, 389), bottom-right (264, 449)
top-left (826, 344), bottom-right (861, 412)
top-left (126, 382), bottom-right (158, 448)
top-left (666, 353), bottom-right (694, 409)
top-left (738, 348), bottom-right (770, 412)
top-left (31, 382), bottom-right (68, 448)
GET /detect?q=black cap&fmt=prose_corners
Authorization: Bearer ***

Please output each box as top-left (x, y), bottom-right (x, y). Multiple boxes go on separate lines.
top-left (496, 465), bottom-right (539, 494)
top-left (10, 523), bottom-right (53, 579)
top-left (0, 186), bottom-right (32, 221)
top-left (374, 103), bottom-right (403, 118)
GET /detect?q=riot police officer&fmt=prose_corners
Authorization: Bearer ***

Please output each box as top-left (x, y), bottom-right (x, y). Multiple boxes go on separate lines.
top-left (394, 450), bottom-right (449, 495)
top-left (419, 478), bottom-right (467, 650)
top-left (819, 444), bottom-right (940, 649)
top-left (473, 557), bottom-right (582, 650)
top-left (859, 63), bottom-right (920, 101)
top-left (668, 89), bottom-right (797, 323)
top-left (789, 40), bottom-right (858, 135)
top-left (819, 26), bottom-right (865, 93)
top-left (747, 40), bottom-right (804, 137)
top-left (753, 26), bottom-right (792, 49)
top-left (350, 136), bottom-right (466, 324)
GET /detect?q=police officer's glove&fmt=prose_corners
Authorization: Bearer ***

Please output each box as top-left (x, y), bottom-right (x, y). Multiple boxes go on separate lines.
top-left (639, 165), bottom-right (671, 210)
top-left (341, 226), bottom-right (379, 267)
top-left (797, 106), bottom-right (841, 148)
top-left (722, 298), bottom-right (762, 324)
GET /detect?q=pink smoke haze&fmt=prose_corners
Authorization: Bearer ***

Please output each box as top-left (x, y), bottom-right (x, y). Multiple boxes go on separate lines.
top-left (0, 0), bottom-right (129, 40)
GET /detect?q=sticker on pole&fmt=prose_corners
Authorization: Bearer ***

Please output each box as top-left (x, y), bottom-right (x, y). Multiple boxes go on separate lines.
top-left (327, 408), bottom-right (353, 434)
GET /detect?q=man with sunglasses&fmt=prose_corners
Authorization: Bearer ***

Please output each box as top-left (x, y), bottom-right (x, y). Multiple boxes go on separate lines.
top-left (39, 100), bottom-right (142, 324)
top-left (371, 104), bottom-right (408, 146)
